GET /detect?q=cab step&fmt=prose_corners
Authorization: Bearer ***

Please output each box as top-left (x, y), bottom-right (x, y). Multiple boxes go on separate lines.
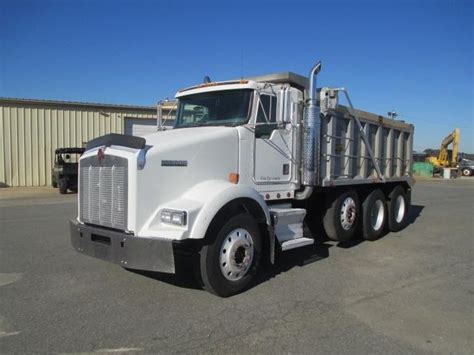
top-left (281, 237), bottom-right (314, 251)
top-left (269, 205), bottom-right (314, 251)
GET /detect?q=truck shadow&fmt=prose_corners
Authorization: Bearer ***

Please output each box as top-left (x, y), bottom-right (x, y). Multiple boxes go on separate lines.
top-left (128, 266), bottom-right (203, 290)
top-left (257, 203), bottom-right (425, 283)
top-left (129, 204), bottom-right (425, 292)
top-left (405, 204), bottom-right (424, 226)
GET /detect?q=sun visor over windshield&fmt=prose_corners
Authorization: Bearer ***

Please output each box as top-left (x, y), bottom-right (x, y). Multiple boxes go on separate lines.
top-left (86, 133), bottom-right (146, 151)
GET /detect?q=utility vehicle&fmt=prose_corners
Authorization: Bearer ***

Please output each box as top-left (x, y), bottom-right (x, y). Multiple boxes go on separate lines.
top-left (52, 147), bottom-right (85, 194)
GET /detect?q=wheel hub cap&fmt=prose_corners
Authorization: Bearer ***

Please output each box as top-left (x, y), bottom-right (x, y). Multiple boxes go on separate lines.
top-left (340, 197), bottom-right (357, 230)
top-left (371, 199), bottom-right (385, 231)
top-left (219, 228), bottom-right (254, 281)
top-left (395, 195), bottom-right (405, 223)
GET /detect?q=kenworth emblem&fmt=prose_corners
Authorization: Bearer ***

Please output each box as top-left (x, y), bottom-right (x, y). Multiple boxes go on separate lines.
top-left (97, 147), bottom-right (105, 163)
top-left (161, 160), bottom-right (188, 167)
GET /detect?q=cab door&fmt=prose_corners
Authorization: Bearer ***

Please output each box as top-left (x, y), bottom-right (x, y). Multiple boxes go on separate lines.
top-left (253, 89), bottom-right (294, 184)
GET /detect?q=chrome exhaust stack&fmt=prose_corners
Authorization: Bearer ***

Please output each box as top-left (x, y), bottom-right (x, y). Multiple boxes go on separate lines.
top-left (302, 61), bottom-right (322, 186)
top-left (156, 102), bottom-right (163, 131)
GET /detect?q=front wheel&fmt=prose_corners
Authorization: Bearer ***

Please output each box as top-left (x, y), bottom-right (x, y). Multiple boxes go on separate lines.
top-left (199, 213), bottom-right (262, 297)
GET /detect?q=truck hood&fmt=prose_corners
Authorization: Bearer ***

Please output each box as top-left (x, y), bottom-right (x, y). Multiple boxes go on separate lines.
top-left (144, 126), bottom-right (237, 152)
top-left (133, 125), bottom-right (240, 234)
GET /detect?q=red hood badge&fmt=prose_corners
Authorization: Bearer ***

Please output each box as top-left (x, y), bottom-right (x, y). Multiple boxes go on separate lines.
top-left (97, 147), bottom-right (105, 162)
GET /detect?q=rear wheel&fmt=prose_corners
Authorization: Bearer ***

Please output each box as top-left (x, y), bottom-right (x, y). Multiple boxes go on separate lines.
top-left (362, 189), bottom-right (387, 240)
top-left (58, 178), bottom-right (68, 194)
top-left (462, 168), bottom-right (472, 176)
top-left (199, 213), bottom-right (262, 297)
top-left (323, 190), bottom-right (360, 242)
top-left (387, 185), bottom-right (410, 232)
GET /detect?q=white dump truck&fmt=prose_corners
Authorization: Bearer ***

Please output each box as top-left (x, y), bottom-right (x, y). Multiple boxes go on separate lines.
top-left (70, 61), bottom-right (414, 296)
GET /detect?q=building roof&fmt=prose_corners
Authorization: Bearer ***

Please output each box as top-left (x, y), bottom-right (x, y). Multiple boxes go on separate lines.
top-left (0, 97), bottom-right (176, 111)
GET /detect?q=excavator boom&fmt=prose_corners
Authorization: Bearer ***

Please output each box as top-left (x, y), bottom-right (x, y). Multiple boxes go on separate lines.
top-left (427, 128), bottom-right (460, 168)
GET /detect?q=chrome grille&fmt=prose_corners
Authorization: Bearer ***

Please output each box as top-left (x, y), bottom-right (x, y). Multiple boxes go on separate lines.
top-left (79, 155), bottom-right (128, 230)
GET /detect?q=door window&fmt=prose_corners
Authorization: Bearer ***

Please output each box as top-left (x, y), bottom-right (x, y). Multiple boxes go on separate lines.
top-left (256, 94), bottom-right (277, 123)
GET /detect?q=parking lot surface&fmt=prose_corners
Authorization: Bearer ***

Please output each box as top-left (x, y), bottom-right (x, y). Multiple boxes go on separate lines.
top-left (1, 179), bottom-right (473, 354)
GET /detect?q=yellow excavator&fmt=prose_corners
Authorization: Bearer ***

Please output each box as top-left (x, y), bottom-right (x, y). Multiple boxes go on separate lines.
top-left (426, 128), bottom-right (460, 175)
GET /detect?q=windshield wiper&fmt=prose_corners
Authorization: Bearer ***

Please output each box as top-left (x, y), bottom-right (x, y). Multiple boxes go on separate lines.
top-left (176, 121), bottom-right (243, 129)
top-left (175, 122), bottom-right (209, 129)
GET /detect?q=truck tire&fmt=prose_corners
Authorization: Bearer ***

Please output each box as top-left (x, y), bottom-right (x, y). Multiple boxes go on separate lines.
top-left (462, 168), bottom-right (472, 176)
top-left (387, 185), bottom-right (409, 232)
top-left (58, 178), bottom-right (68, 194)
top-left (362, 189), bottom-right (387, 240)
top-left (323, 190), bottom-right (360, 242)
top-left (199, 213), bottom-right (262, 297)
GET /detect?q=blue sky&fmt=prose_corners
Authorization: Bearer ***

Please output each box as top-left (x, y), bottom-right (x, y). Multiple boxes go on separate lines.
top-left (1, 0), bottom-right (473, 152)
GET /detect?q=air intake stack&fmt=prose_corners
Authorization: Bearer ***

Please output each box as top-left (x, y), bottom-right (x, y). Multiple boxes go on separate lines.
top-left (302, 61), bottom-right (322, 185)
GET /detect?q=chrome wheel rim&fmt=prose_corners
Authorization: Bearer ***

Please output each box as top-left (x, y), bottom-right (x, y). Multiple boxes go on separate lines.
top-left (219, 228), bottom-right (254, 281)
top-left (395, 195), bottom-right (405, 223)
top-left (340, 197), bottom-right (357, 230)
top-left (463, 169), bottom-right (470, 176)
top-left (371, 199), bottom-right (385, 231)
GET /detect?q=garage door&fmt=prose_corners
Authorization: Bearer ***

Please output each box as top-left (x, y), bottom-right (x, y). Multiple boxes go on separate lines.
top-left (124, 118), bottom-right (158, 137)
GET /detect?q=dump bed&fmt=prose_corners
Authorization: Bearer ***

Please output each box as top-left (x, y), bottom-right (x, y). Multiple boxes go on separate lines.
top-left (248, 71), bottom-right (414, 187)
top-left (319, 104), bottom-right (414, 187)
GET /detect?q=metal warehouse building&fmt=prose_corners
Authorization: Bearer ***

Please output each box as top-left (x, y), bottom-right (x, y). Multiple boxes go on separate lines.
top-left (0, 97), bottom-right (175, 187)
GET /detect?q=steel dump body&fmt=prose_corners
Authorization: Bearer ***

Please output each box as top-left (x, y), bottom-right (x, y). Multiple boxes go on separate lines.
top-left (319, 105), bottom-right (413, 186)
top-left (248, 71), bottom-right (414, 188)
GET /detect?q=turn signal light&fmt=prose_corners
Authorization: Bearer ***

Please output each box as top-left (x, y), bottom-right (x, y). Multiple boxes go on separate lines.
top-left (229, 173), bottom-right (239, 184)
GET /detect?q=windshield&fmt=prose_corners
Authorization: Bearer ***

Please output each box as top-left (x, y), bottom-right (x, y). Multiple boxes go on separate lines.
top-left (175, 89), bottom-right (253, 128)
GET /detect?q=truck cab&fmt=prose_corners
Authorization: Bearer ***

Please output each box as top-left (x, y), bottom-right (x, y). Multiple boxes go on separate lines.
top-left (174, 77), bottom-right (304, 195)
top-left (70, 63), bottom-right (414, 296)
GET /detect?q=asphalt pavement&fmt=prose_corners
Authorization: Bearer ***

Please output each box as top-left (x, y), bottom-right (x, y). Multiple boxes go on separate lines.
top-left (0, 179), bottom-right (473, 354)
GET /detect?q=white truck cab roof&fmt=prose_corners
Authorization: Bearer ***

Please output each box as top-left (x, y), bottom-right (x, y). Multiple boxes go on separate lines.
top-left (175, 72), bottom-right (309, 98)
top-left (175, 80), bottom-right (260, 98)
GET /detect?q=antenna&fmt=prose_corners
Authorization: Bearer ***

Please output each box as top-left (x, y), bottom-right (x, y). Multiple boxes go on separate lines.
top-left (240, 48), bottom-right (244, 80)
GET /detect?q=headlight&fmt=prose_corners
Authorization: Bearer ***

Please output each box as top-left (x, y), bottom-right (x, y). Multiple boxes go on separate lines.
top-left (161, 209), bottom-right (187, 226)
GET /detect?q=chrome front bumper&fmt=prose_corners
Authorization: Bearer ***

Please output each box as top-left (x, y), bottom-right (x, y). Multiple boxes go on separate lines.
top-left (70, 220), bottom-right (175, 273)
